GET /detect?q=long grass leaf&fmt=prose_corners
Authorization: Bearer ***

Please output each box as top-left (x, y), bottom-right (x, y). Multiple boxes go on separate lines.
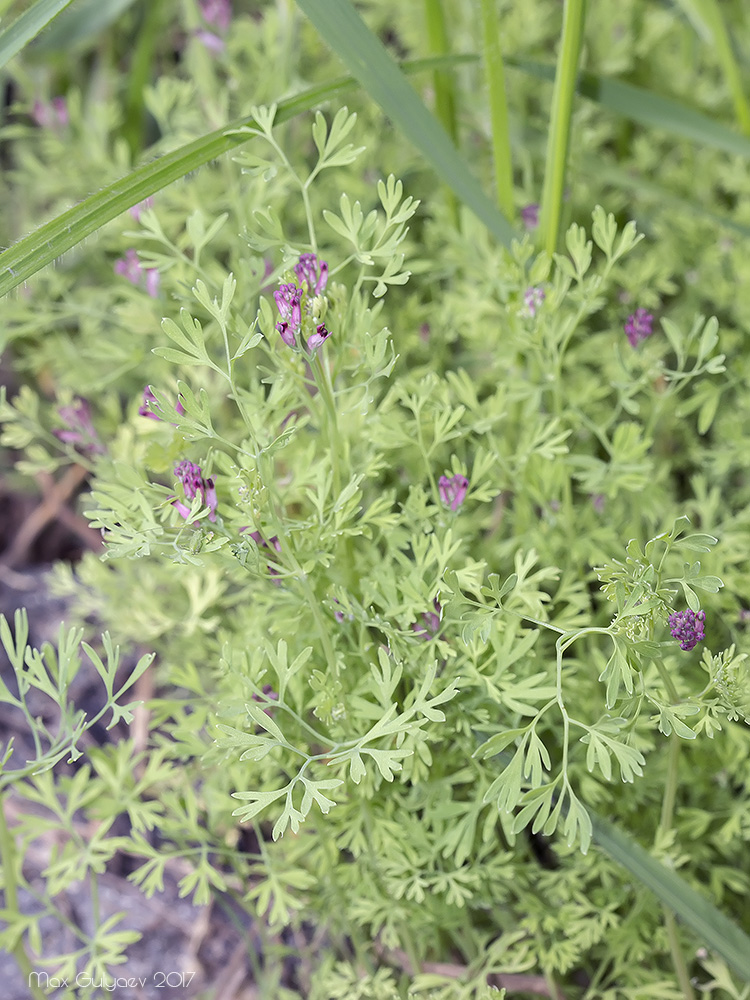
top-left (0, 55), bottom-right (474, 298)
top-left (30, 0), bottom-right (138, 53)
top-left (0, 0), bottom-right (75, 70)
top-left (539, 0), bottom-right (587, 254)
top-left (593, 160), bottom-right (750, 241)
top-left (294, 0), bottom-right (516, 248)
top-left (590, 811), bottom-right (750, 981)
top-left (480, 0), bottom-right (513, 220)
top-left (423, 0), bottom-right (459, 227)
top-left (674, 0), bottom-right (750, 135)
top-left (122, 0), bottom-right (163, 156)
top-left (512, 57), bottom-right (750, 157)
top-left (423, 0), bottom-right (458, 145)
top-left (482, 744), bottom-right (750, 979)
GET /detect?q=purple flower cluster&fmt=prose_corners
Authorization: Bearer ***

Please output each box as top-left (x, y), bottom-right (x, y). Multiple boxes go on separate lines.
top-left (32, 97), bottom-right (68, 130)
top-left (252, 683), bottom-right (279, 715)
top-left (294, 253), bottom-right (328, 294)
top-left (115, 249), bottom-right (159, 298)
top-left (273, 254), bottom-right (331, 353)
top-left (625, 308), bottom-right (653, 347)
top-left (439, 473), bottom-right (469, 511)
top-left (521, 203), bottom-right (539, 230)
top-left (668, 608), bottom-right (706, 651)
top-left (274, 283), bottom-right (303, 347)
top-left (200, 0), bottom-right (231, 30)
top-left (53, 398), bottom-right (105, 456)
top-left (333, 598), bottom-right (355, 623)
top-left (129, 197), bottom-right (154, 223)
top-left (246, 530), bottom-right (281, 554)
top-left (412, 600), bottom-right (442, 641)
top-left (172, 460), bottom-right (217, 523)
top-left (196, 0), bottom-right (231, 52)
top-left (524, 286), bottom-right (545, 318)
top-left (138, 386), bottom-right (186, 422)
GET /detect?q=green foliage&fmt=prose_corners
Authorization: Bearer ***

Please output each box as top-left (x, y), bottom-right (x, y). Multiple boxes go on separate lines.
top-left (2, 1), bottom-right (750, 998)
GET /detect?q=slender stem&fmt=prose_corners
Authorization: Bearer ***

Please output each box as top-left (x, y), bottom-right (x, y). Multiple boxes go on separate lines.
top-left (413, 403), bottom-right (439, 503)
top-left (0, 794), bottom-right (47, 1000)
top-left (311, 353), bottom-right (342, 497)
top-left (655, 686), bottom-right (695, 998)
top-left (655, 660), bottom-right (680, 704)
top-left (539, 0), bottom-right (587, 254)
top-left (122, 0), bottom-right (163, 157)
top-left (296, 563), bottom-right (337, 669)
top-left (665, 910), bottom-right (696, 1000)
top-left (423, 0), bottom-right (460, 227)
top-left (698, 0), bottom-right (750, 135)
top-left (480, 0), bottom-right (514, 219)
top-left (423, 0), bottom-right (458, 145)
top-left (301, 182), bottom-right (317, 252)
top-left (658, 733), bottom-right (681, 839)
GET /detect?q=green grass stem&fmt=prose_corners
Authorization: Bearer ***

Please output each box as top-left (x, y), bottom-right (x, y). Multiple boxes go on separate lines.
top-left (480, 0), bottom-right (514, 220)
top-left (678, 0), bottom-right (750, 135)
top-left (295, 0), bottom-right (515, 245)
top-left (512, 56), bottom-right (750, 157)
top-left (0, 54), bottom-right (477, 298)
top-left (423, 0), bottom-right (458, 145)
top-left (539, 0), bottom-right (587, 254)
top-left (122, 0), bottom-right (163, 159)
top-left (423, 0), bottom-right (459, 226)
top-left (0, 0), bottom-right (75, 71)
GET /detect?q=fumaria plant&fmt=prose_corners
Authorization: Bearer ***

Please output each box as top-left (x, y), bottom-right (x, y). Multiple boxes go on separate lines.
top-left (1, 1), bottom-right (750, 999)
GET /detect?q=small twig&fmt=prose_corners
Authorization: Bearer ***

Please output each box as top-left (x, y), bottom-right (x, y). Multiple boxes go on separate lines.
top-left (53, 503), bottom-right (104, 555)
top-left (209, 938), bottom-right (249, 999)
top-left (130, 665), bottom-right (154, 775)
top-left (185, 894), bottom-right (212, 960)
top-left (1, 465), bottom-right (91, 569)
top-left (376, 940), bottom-right (566, 999)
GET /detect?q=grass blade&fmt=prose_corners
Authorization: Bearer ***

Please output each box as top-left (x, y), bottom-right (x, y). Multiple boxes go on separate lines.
top-left (674, 0), bottom-right (750, 135)
top-left (482, 744), bottom-right (750, 979)
top-left (122, 0), bottom-right (164, 157)
top-left (539, 0), bottom-right (587, 254)
top-left (423, 0), bottom-right (459, 226)
top-left (591, 810), bottom-right (750, 981)
top-left (592, 159), bottom-right (750, 241)
top-left (0, 54), bottom-right (475, 298)
top-left (294, 0), bottom-right (516, 248)
top-left (512, 57), bottom-right (750, 158)
top-left (29, 0), bottom-right (138, 53)
top-left (480, 0), bottom-right (513, 220)
top-left (423, 0), bottom-right (458, 145)
top-left (0, 0), bottom-right (75, 71)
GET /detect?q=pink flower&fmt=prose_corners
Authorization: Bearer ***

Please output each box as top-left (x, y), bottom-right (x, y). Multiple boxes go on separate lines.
top-left (172, 461), bottom-right (217, 522)
top-left (439, 474), bottom-right (469, 511)
top-left (625, 308), bottom-right (653, 347)
top-left (129, 197), bottom-right (154, 222)
top-left (524, 286), bottom-right (545, 318)
top-left (52, 398), bottom-right (104, 456)
top-left (307, 324), bottom-right (331, 352)
top-left (668, 609), bottom-right (705, 651)
top-left (196, 30), bottom-right (225, 53)
top-left (138, 386), bottom-right (186, 421)
top-left (32, 97), bottom-right (68, 130)
top-left (294, 253), bottom-right (328, 294)
top-left (521, 203), bottom-right (539, 230)
top-left (412, 600), bottom-right (442, 641)
top-left (200, 0), bottom-right (231, 31)
top-left (114, 249), bottom-right (160, 297)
